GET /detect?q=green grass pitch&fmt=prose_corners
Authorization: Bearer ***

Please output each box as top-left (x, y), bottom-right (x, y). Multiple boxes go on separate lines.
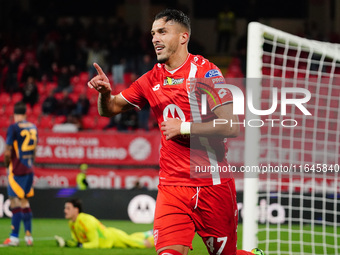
top-left (1, 218), bottom-right (338, 254)
top-left (0, 218), bottom-right (240, 255)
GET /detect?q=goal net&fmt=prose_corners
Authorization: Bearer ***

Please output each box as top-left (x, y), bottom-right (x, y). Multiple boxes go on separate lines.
top-left (242, 22), bottom-right (340, 254)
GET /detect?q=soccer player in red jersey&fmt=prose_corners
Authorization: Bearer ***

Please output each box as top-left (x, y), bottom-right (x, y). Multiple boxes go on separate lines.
top-left (3, 102), bottom-right (38, 247)
top-left (88, 9), bottom-right (263, 255)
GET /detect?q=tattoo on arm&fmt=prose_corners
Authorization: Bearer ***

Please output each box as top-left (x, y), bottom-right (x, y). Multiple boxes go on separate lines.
top-left (98, 93), bottom-right (114, 117)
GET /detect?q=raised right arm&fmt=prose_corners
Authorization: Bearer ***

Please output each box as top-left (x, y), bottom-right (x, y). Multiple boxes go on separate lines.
top-left (87, 63), bottom-right (134, 117)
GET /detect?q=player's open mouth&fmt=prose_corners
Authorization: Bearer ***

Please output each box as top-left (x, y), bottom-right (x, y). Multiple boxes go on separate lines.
top-left (155, 45), bottom-right (164, 53)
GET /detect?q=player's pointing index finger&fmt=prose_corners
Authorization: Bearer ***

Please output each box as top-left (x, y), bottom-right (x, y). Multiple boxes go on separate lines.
top-left (93, 63), bottom-right (105, 76)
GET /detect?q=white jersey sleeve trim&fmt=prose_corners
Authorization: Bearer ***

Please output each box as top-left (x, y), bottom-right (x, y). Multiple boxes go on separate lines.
top-left (119, 92), bottom-right (141, 110)
top-left (211, 100), bottom-right (233, 112)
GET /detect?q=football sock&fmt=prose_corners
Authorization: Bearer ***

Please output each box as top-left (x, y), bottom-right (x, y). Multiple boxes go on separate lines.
top-left (22, 207), bottom-right (33, 235)
top-left (10, 207), bottom-right (22, 238)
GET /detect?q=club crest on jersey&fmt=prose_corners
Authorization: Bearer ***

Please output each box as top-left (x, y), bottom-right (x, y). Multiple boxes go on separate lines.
top-left (163, 77), bottom-right (185, 86)
top-left (205, 69), bottom-right (222, 78)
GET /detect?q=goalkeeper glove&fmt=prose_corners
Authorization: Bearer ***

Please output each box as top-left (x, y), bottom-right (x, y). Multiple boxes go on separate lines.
top-left (65, 239), bottom-right (83, 248)
top-left (54, 235), bottom-right (65, 247)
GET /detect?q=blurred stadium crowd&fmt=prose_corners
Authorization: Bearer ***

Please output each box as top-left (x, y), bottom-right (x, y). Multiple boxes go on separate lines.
top-left (0, 14), bottom-right (158, 132)
top-left (1, 1), bottom-right (339, 133)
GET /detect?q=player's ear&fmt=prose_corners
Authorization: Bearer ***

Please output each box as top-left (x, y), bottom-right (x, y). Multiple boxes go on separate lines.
top-left (180, 31), bottom-right (189, 45)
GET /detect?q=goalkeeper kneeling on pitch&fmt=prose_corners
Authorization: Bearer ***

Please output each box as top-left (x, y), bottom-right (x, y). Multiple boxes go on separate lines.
top-left (55, 198), bottom-right (154, 249)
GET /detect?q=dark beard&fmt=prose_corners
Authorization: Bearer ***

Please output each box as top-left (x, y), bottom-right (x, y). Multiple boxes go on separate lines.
top-left (157, 56), bottom-right (168, 64)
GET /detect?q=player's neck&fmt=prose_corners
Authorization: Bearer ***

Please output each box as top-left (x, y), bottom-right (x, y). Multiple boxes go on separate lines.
top-left (14, 115), bottom-right (26, 122)
top-left (72, 213), bottom-right (79, 222)
top-left (165, 50), bottom-right (189, 71)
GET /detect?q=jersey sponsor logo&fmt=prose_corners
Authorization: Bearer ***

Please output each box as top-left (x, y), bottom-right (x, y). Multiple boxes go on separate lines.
top-left (163, 77), bottom-right (185, 86)
top-left (205, 69), bottom-right (222, 78)
top-left (212, 77), bottom-right (225, 84)
top-left (163, 104), bottom-right (185, 121)
top-left (218, 88), bottom-right (230, 99)
top-left (152, 84), bottom-right (160, 91)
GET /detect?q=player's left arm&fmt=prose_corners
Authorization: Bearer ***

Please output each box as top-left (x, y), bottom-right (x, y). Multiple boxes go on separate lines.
top-left (192, 103), bottom-right (239, 137)
top-left (161, 103), bottom-right (239, 140)
top-left (81, 228), bottom-right (100, 249)
top-left (67, 222), bottom-right (99, 248)
top-left (4, 145), bottom-right (12, 168)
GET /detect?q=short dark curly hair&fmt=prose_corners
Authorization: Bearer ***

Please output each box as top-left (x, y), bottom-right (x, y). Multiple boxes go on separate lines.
top-left (154, 9), bottom-right (191, 34)
top-left (14, 101), bottom-right (26, 114)
top-left (66, 198), bottom-right (83, 213)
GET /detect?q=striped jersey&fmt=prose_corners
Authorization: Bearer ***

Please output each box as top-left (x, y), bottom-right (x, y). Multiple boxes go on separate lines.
top-left (121, 54), bottom-right (233, 186)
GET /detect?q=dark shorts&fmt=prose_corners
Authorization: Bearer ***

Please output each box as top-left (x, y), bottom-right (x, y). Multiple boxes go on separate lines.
top-left (7, 173), bottom-right (34, 199)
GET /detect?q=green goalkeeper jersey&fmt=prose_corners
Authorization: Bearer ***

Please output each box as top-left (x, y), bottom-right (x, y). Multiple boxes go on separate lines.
top-left (69, 213), bottom-right (150, 249)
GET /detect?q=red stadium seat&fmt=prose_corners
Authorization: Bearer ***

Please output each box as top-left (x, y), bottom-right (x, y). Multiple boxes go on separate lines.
top-left (0, 115), bottom-right (11, 130)
top-left (27, 115), bottom-right (39, 125)
top-left (54, 115), bottom-right (66, 125)
top-left (79, 72), bottom-right (89, 83)
top-left (25, 105), bottom-right (33, 115)
top-left (69, 93), bottom-right (78, 103)
top-left (4, 104), bottom-right (14, 116)
top-left (88, 105), bottom-right (98, 116)
top-left (38, 115), bottom-right (54, 129)
top-left (81, 116), bottom-right (96, 129)
top-left (0, 92), bottom-right (11, 105)
top-left (36, 82), bottom-right (47, 96)
top-left (12, 93), bottom-right (23, 103)
top-left (32, 104), bottom-right (42, 117)
top-left (96, 117), bottom-right (109, 130)
top-left (72, 84), bottom-right (87, 95)
top-left (70, 75), bottom-right (80, 85)
top-left (0, 106), bottom-right (5, 116)
top-left (108, 72), bottom-right (113, 84)
top-left (113, 83), bottom-right (127, 94)
top-left (124, 72), bottom-right (132, 84)
top-left (86, 86), bottom-right (97, 98)
top-left (45, 82), bottom-right (58, 95)
top-left (17, 62), bottom-right (26, 83)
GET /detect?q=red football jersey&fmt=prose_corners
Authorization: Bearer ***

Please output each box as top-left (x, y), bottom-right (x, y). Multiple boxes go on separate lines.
top-left (121, 54), bottom-right (233, 186)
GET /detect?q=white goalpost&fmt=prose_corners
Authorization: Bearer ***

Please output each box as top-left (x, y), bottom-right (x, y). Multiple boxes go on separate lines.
top-left (243, 22), bottom-right (340, 254)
